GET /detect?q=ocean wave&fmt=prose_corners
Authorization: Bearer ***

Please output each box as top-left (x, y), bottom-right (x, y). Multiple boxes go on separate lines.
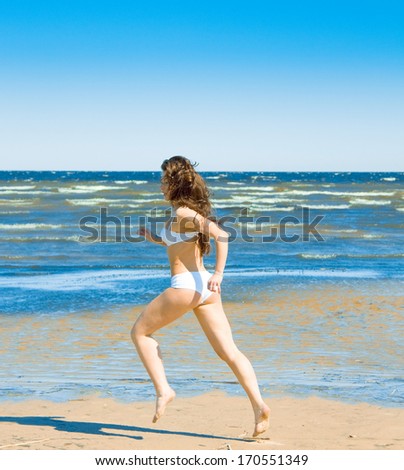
top-left (322, 228), bottom-right (358, 233)
top-left (0, 223), bottom-right (65, 230)
top-left (0, 267), bottom-right (386, 291)
top-left (348, 253), bottom-right (404, 258)
top-left (224, 269), bottom-right (381, 278)
top-left (58, 188), bottom-right (105, 194)
top-left (395, 208), bottom-right (404, 212)
top-left (206, 174), bottom-right (228, 180)
top-left (303, 204), bottom-right (351, 210)
top-left (0, 190), bottom-right (46, 195)
top-left (349, 199), bottom-right (391, 206)
top-left (66, 198), bottom-right (125, 206)
top-left (300, 254), bottom-right (338, 259)
top-left (0, 269), bottom-right (168, 291)
top-left (251, 205), bottom-right (296, 212)
top-left (381, 177), bottom-right (397, 182)
top-left (210, 186), bottom-right (275, 192)
top-left (251, 175), bottom-right (278, 181)
top-left (66, 197), bottom-right (160, 206)
top-left (58, 185), bottom-right (127, 193)
top-left (0, 210), bottom-right (30, 214)
top-left (300, 253), bottom-right (403, 259)
top-left (283, 190), bottom-right (396, 197)
top-left (0, 199), bottom-right (34, 205)
top-left (114, 180), bottom-right (148, 185)
top-left (0, 235), bottom-right (80, 242)
top-left (318, 228), bottom-right (378, 238)
top-left (362, 234), bottom-right (385, 239)
top-left (212, 203), bottom-right (250, 209)
top-left (212, 202), bottom-right (296, 211)
top-left (0, 185), bottom-right (36, 190)
top-left (252, 196), bottom-right (303, 204)
top-left (211, 195), bottom-right (301, 204)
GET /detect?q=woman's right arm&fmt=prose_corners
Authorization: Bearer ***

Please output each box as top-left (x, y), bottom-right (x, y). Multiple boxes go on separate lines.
top-left (192, 212), bottom-right (229, 293)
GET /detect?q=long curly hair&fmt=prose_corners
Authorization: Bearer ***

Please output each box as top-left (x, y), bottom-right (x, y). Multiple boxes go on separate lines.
top-left (161, 156), bottom-right (212, 255)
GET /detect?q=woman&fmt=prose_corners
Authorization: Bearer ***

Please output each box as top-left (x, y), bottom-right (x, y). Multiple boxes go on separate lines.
top-left (131, 156), bottom-right (270, 437)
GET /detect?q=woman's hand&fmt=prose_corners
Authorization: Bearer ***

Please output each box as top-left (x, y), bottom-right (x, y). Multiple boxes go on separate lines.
top-left (138, 227), bottom-right (153, 243)
top-left (208, 272), bottom-right (223, 294)
top-left (138, 227), bottom-right (165, 245)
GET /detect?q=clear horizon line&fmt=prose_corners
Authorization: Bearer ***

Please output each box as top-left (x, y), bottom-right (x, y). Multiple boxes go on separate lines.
top-left (0, 169), bottom-right (403, 174)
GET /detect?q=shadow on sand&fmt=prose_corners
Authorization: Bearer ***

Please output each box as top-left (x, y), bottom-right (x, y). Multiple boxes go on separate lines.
top-left (0, 415), bottom-right (251, 443)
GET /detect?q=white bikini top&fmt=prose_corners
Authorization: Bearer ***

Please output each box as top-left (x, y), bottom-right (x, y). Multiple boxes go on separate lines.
top-left (159, 225), bottom-right (199, 246)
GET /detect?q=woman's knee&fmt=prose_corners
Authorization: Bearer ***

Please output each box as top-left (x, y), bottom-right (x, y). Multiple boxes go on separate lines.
top-left (130, 316), bottom-right (146, 343)
top-left (215, 345), bottom-right (240, 364)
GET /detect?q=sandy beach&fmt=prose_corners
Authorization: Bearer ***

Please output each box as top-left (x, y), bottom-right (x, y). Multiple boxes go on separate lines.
top-left (1, 391), bottom-right (403, 450)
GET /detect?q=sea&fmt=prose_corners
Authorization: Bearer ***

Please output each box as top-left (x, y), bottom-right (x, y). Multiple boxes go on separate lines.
top-left (0, 171), bottom-right (403, 406)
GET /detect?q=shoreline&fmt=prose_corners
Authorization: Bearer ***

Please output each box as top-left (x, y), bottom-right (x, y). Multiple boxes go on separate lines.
top-left (1, 391), bottom-right (404, 450)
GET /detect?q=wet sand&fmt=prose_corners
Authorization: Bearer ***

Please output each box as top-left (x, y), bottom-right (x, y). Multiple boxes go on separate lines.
top-left (1, 391), bottom-right (404, 450)
top-left (1, 282), bottom-right (403, 404)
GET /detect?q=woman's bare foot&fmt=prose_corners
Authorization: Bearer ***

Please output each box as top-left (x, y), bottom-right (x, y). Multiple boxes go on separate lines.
top-left (153, 388), bottom-right (176, 423)
top-left (253, 403), bottom-right (270, 437)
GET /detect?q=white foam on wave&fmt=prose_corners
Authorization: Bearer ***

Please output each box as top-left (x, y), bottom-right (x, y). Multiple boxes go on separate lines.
top-left (0, 269), bottom-right (168, 291)
top-left (0, 210), bottom-right (30, 214)
top-left (304, 204), bottom-right (351, 210)
top-left (0, 267), bottom-right (383, 291)
top-left (251, 196), bottom-right (303, 204)
top-left (210, 186), bottom-right (275, 192)
top-left (0, 190), bottom-right (45, 195)
top-left (322, 228), bottom-right (358, 233)
top-left (66, 198), bottom-right (124, 206)
top-left (0, 223), bottom-right (65, 230)
top-left (362, 234), bottom-right (384, 239)
top-left (109, 198), bottom-right (160, 206)
top-left (381, 177), bottom-right (397, 182)
top-left (58, 188), bottom-right (102, 194)
top-left (66, 197), bottom-right (160, 206)
top-left (349, 199), bottom-right (391, 206)
top-left (283, 190), bottom-right (396, 197)
top-left (1, 235), bottom-right (80, 242)
top-left (224, 269), bottom-right (381, 279)
top-left (206, 174), bottom-right (228, 180)
top-left (251, 175), bottom-right (278, 181)
top-left (212, 202), bottom-right (296, 211)
top-left (212, 195), bottom-right (302, 205)
top-left (0, 185), bottom-right (36, 190)
top-left (59, 185), bottom-right (126, 193)
top-left (0, 199), bottom-right (33, 205)
top-left (114, 180), bottom-right (148, 185)
top-left (251, 205), bottom-right (296, 212)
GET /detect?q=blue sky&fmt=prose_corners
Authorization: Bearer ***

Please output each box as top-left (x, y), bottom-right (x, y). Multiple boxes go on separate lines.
top-left (1, 0), bottom-right (403, 171)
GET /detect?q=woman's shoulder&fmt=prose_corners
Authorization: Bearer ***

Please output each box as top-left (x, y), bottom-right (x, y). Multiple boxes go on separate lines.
top-left (173, 205), bottom-right (198, 218)
top-left (172, 205), bottom-right (203, 231)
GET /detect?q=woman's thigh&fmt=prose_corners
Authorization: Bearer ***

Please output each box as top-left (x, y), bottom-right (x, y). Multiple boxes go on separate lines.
top-left (134, 287), bottom-right (202, 336)
top-left (193, 295), bottom-right (237, 358)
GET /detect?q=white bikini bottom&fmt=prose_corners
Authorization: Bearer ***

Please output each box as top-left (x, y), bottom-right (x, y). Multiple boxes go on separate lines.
top-left (171, 271), bottom-right (213, 303)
